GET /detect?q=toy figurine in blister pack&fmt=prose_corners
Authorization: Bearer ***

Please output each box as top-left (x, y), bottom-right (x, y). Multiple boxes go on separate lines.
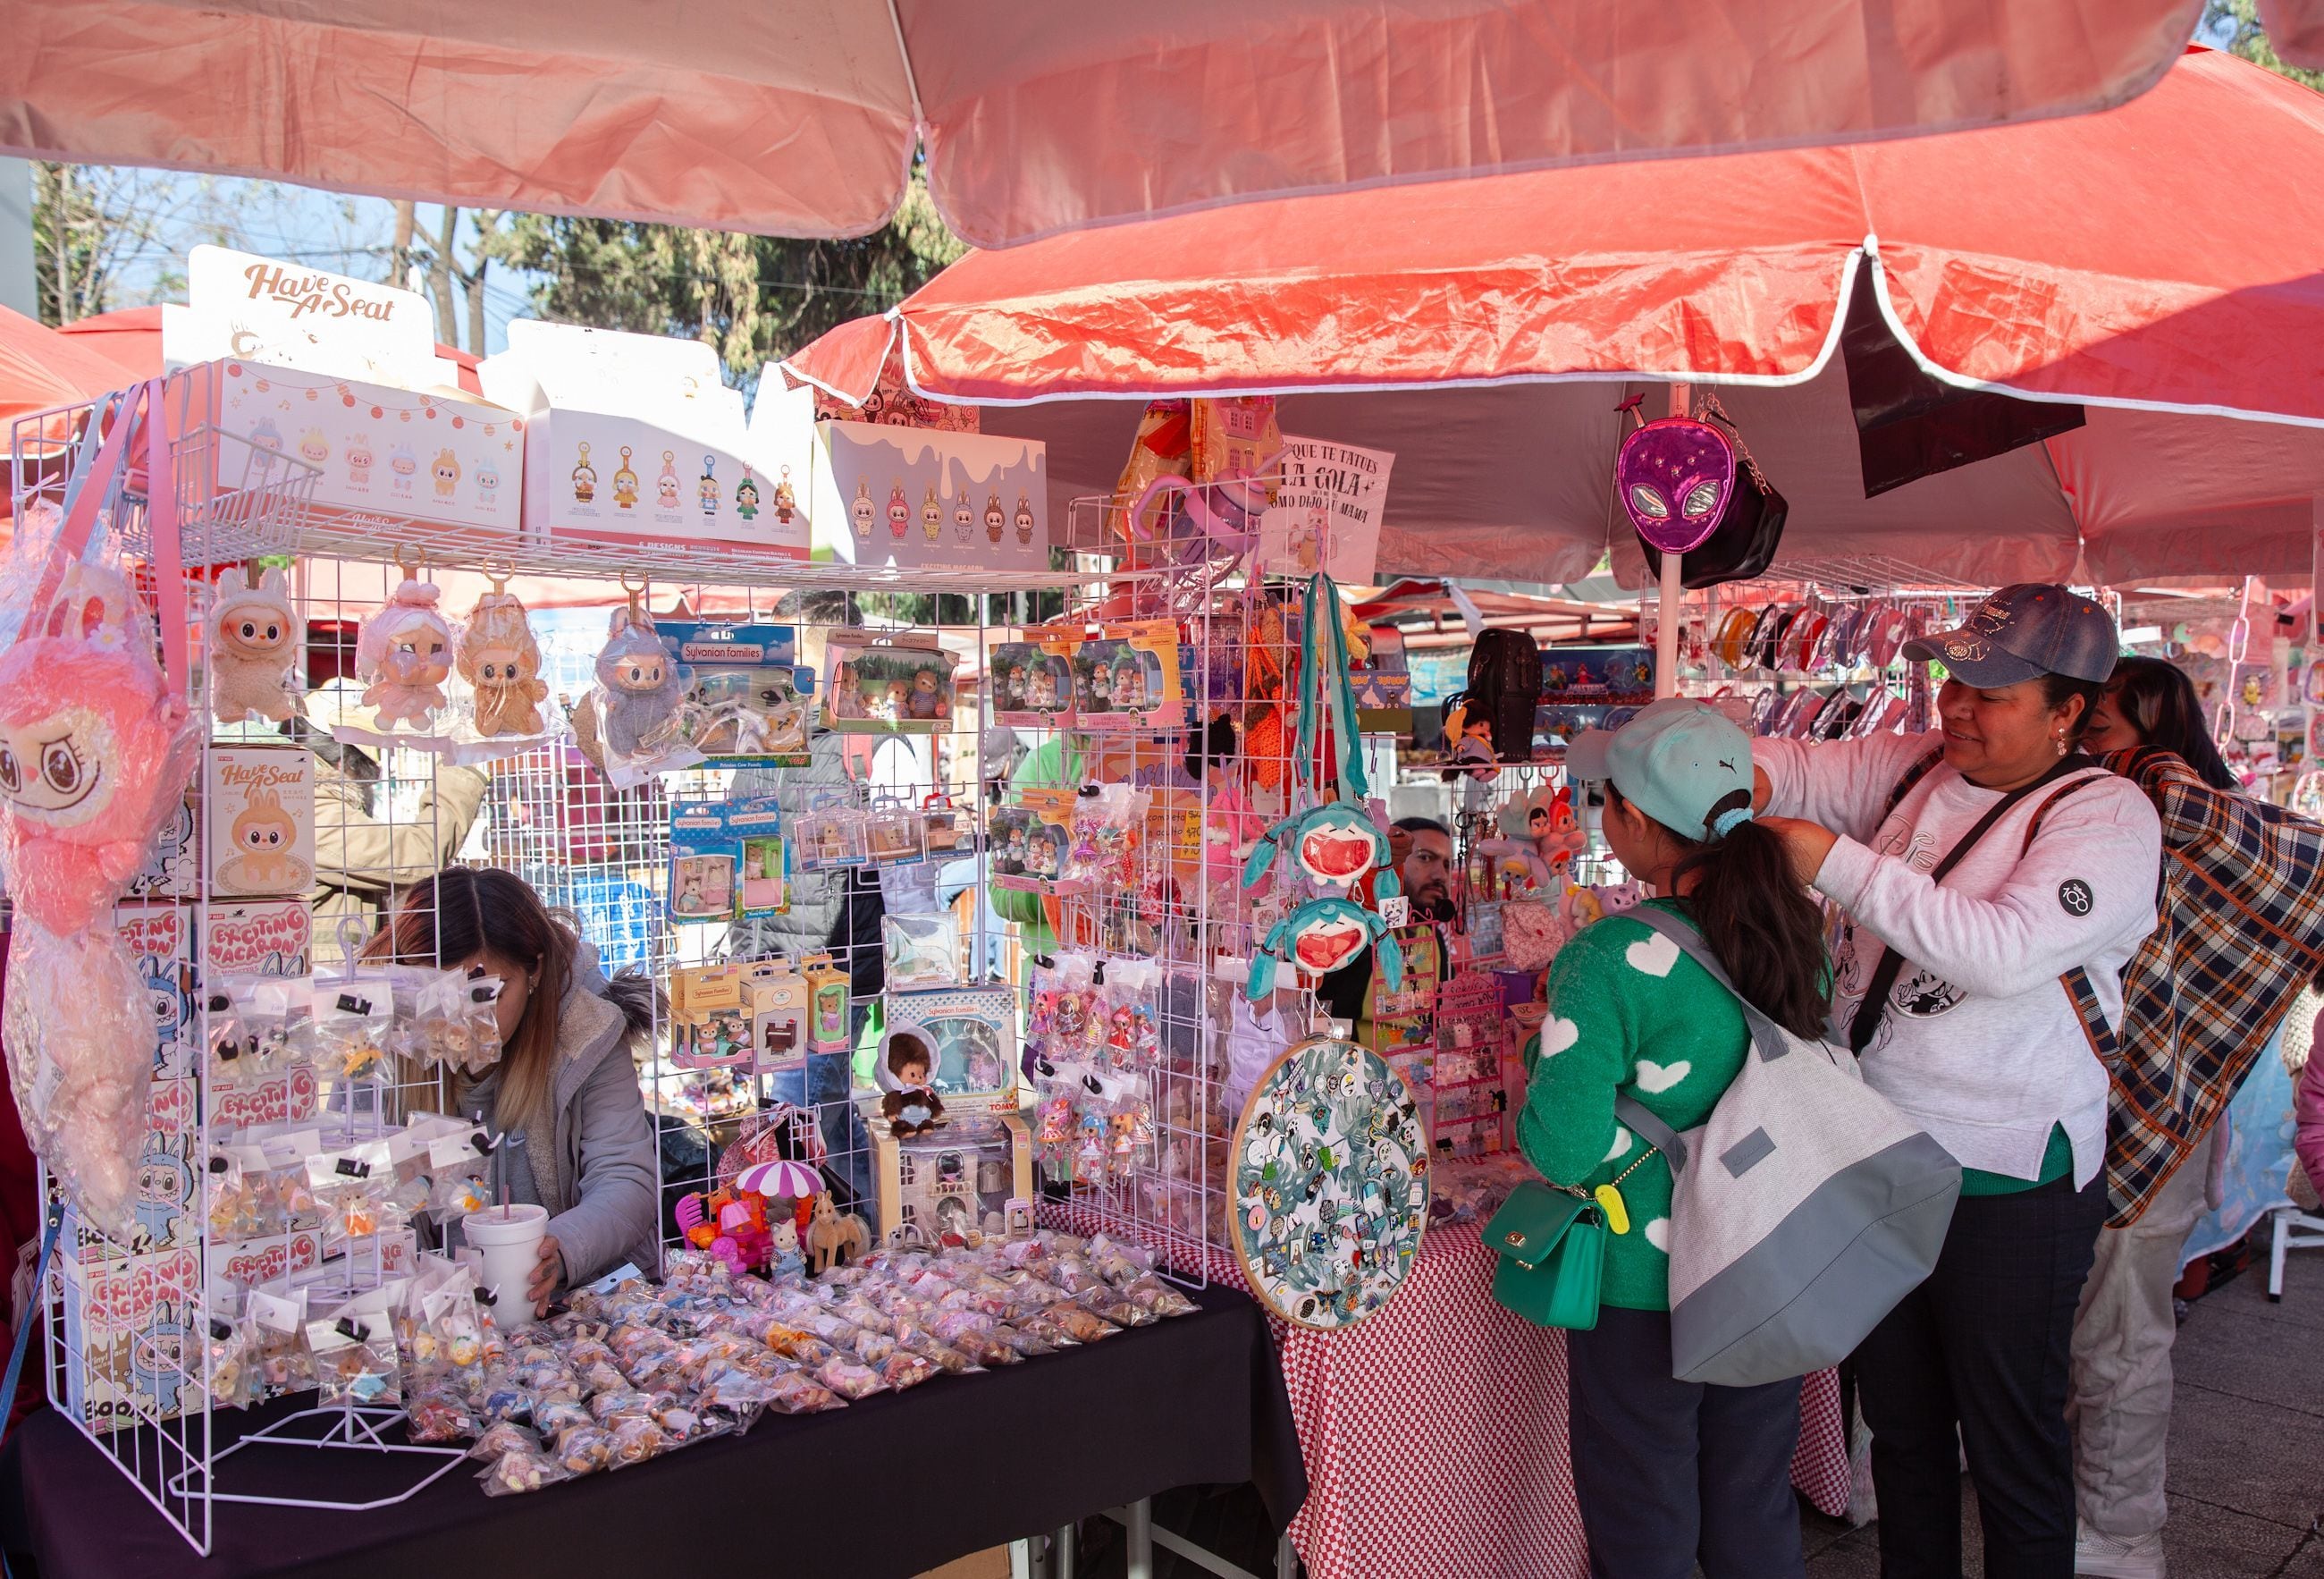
top-left (209, 564), bottom-right (302, 726)
top-left (1095, 958), bottom-right (1160, 1076)
top-left (356, 554), bottom-right (457, 730)
top-left (457, 569), bottom-right (551, 739)
top-left (989, 638), bottom-right (1077, 728)
top-left (1246, 897), bottom-right (1406, 1002)
top-left (659, 620), bottom-right (812, 763)
top-left (803, 952), bottom-right (852, 1054)
top-left (824, 632), bottom-right (956, 731)
top-left (863, 799), bottom-right (927, 866)
top-left (921, 795), bottom-right (966, 856)
top-left (792, 798), bottom-right (865, 870)
top-left (882, 913), bottom-right (959, 991)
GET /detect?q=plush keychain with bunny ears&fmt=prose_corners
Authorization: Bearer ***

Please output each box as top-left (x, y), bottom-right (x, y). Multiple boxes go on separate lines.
top-left (1245, 897), bottom-right (1404, 1002)
top-left (1241, 800), bottom-right (1400, 898)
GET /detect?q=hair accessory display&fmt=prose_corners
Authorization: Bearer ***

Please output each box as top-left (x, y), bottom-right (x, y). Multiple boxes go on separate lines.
top-left (208, 565), bottom-right (302, 726)
top-left (356, 553), bottom-right (456, 730)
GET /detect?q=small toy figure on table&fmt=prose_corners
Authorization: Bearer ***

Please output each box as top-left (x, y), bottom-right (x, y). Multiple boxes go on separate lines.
top-left (878, 1029), bottom-right (946, 1138)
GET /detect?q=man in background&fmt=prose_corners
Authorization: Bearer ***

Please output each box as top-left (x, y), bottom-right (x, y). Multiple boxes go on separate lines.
top-left (1320, 816), bottom-right (1458, 1038)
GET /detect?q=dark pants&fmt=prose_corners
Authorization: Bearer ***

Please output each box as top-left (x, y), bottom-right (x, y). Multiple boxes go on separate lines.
top-left (1857, 1172), bottom-right (2107, 1579)
top-left (1567, 1305), bottom-right (1806, 1579)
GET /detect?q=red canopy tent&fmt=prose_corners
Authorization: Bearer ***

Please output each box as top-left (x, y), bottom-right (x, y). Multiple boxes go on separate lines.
top-left (784, 46), bottom-right (2324, 587)
top-left (2, 0), bottom-right (2207, 249)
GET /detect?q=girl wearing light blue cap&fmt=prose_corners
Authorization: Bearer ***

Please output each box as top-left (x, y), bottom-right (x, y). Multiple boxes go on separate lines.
top-left (1521, 698), bottom-right (1830, 1579)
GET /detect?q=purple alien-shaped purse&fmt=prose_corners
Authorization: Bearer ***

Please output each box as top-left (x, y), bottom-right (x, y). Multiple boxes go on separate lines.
top-left (1617, 399), bottom-right (1789, 588)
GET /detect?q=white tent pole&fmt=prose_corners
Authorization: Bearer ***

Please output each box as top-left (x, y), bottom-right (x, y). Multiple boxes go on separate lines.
top-left (1655, 384), bottom-right (1689, 698)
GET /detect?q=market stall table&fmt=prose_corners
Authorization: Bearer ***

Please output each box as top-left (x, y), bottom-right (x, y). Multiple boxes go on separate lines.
top-left (1048, 1205), bottom-right (1849, 1579)
top-left (0, 1281), bottom-right (1301, 1579)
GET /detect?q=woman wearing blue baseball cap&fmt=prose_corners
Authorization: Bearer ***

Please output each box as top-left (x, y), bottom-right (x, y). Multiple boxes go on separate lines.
top-left (1522, 698), bottom-right (1831, 1578)
top-left (1751, 584), bottom-right (2163, 1579)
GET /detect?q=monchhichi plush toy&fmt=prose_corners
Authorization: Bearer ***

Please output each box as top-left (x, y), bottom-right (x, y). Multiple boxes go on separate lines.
top-left (356, 575), bottom-right (455, 729)
top-left (209, 566), bottom-right (300, 726)
top-left (457, 587), bottom-right (549, 737)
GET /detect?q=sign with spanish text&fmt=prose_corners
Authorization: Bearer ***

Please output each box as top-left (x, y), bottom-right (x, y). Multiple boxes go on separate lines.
top-left (1259, 436), bottom-right (1394, 583)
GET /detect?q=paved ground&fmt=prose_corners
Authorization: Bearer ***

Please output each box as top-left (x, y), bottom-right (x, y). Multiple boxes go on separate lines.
top-left (1059, 1227), bottom-right (2324, 1578)
top-left (1805, 1229), bottom-right (2324, 1577)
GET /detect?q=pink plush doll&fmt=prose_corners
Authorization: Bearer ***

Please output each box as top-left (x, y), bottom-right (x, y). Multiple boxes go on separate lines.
top-left (0, 562), bottom-right (193, 1239)
top-left (0, 563), bottom-right (197, 937)
top-left (357, 577), bottom-right (456, 728)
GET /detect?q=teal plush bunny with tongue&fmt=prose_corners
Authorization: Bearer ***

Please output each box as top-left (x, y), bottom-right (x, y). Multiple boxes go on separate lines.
top-left (1242, 800), bottom-right (1400, 898)
top-left (1247, 897), bottom-right (1405, 1002)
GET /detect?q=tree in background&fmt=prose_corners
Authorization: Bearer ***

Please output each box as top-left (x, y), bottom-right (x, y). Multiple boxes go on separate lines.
top-left (2207, 0), bottom-right (2324, 88)
top-left (491, 171), bottom-right (965, 377)
top-left (31, 164), bottom-right (210, 325)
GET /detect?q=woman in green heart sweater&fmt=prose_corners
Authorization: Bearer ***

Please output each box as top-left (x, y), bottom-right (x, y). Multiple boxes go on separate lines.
top-left (1518, 700), bottom-right (1833, 1579)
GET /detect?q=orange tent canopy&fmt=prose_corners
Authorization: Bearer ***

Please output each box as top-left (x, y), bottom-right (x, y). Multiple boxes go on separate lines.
top-left (3, 0), bottom-right (2206, 249)
top-left (786, 47), bottom-right (2324, 587)
top-left (1, 305), bottom-right (133, 430)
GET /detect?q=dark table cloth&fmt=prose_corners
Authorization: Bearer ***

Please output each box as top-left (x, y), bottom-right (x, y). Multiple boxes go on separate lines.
top-left (0, 1281), bottom-right (1301, 1579)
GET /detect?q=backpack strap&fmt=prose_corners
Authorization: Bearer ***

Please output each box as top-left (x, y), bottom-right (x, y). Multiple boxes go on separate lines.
top-left (1626, 903), bottom-right (1796, 1068)
top-left (1612, 1094), bottom-right (1689, 1174)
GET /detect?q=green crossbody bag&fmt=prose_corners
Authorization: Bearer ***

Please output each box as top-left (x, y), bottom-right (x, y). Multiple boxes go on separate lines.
top-left (1486, 1180), bottom-right (1608, 1330)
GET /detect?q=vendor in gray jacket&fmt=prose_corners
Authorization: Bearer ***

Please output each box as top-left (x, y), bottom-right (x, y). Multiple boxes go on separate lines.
top-left (366, 865), bottom-right (660, 1315)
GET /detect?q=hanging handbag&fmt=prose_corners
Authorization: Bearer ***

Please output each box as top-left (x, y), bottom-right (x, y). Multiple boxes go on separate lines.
top-left (1619, 396), bottom-right (1789, 591)
top-left (1486, 1180), bottom-right (1608, 1330)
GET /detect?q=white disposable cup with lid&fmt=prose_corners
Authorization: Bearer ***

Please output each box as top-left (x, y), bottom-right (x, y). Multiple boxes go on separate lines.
top-left (462, 1203), bottom-right (549, 1321)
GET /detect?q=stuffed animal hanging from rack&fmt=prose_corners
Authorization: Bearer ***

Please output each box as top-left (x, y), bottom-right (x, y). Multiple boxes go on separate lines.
top-left (0, 560), bottom-right (198, 1238)
top-left (356, 552), bottom-right (455, 729)
top-left (208, 563), bottom-right (301, 726)
top-left (1246, 897), bottom-right (1405, 1002)
top-left (1241, 800), bottom-right (1399, 898)
top-left (576, 573), bottom-right (692, 786)
top-left (457, 565), bottom-right (549, 738)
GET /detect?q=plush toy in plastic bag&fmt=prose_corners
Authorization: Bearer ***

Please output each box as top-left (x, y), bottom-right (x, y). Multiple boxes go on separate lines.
top-left (357, 569), bottom-right (456, 730)
top-left (209, 564), bottom-right (301, 726)
top-left (458, 578), bottom-right (550, 738)
top-left (575, 592), bottom-right (696, 788)
top-left (0, 561), bottom-right (198, 1239)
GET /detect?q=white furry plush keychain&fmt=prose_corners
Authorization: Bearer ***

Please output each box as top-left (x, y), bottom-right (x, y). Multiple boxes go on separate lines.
top-left (210, 563), bottom-right (301, 726)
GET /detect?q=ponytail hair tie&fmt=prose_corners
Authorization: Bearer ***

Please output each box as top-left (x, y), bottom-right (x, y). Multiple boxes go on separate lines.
top-left (1710, 806), bottom-right (1755, 840)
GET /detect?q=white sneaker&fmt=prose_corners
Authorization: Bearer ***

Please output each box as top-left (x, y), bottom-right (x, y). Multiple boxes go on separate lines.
top-left (2075, 1521), bottom-right (2165, 1578)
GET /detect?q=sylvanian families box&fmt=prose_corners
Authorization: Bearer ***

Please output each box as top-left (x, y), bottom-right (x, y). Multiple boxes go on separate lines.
top-left (161, 246), bottom-right (524, 541)
top-left (206, 746), bottom-right (314, 899)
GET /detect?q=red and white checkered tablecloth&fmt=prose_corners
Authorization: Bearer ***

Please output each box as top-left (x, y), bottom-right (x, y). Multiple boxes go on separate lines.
top-left (1040, 1203), bottom-right (1850, 1579)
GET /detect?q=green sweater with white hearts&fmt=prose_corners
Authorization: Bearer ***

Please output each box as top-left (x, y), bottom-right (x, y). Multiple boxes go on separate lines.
top-left (1515, 899), bottom-right (1753, 1312)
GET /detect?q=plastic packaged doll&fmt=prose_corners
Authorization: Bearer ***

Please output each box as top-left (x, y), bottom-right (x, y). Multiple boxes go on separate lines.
top-left (0, 560), bottom-right (198, 1238)
top-left (208, 565), bottom-right (302, 726)
top-left (578, 588), bottom-right (698, 788)
top-left (356, 568), bottom-right (456, 730)
top-left (457, 578), bottom-right (550, 739)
